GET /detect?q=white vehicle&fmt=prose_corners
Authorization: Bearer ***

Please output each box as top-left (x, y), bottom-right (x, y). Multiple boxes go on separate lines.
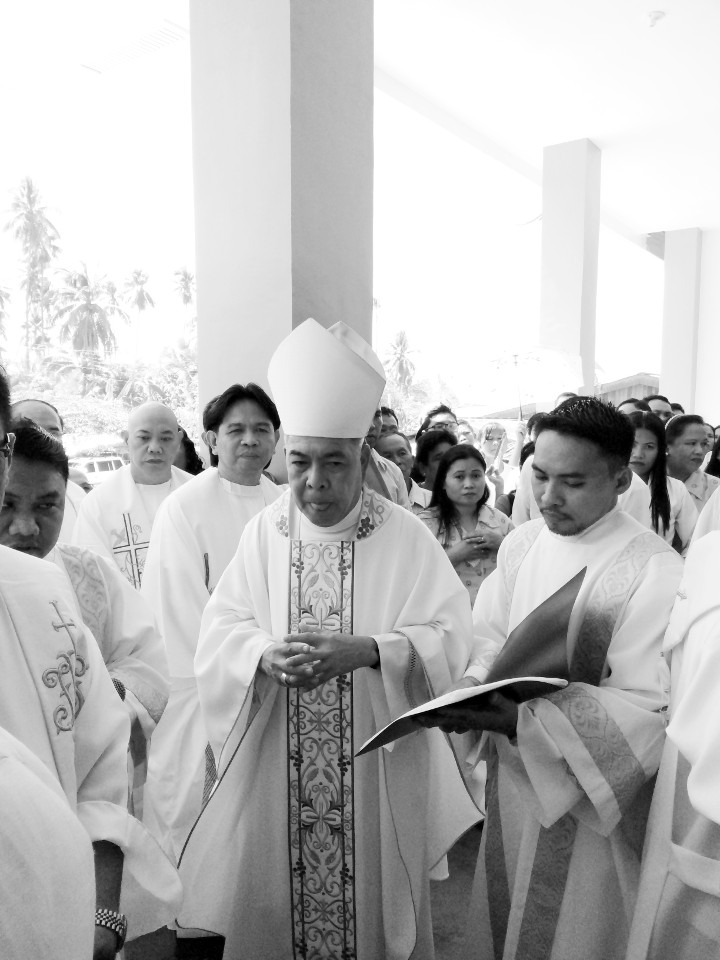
top-left (69, 456), bottom-right (126, 487)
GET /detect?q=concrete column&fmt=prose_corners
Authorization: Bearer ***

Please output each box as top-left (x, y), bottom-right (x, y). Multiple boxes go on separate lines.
top-left (696, 230), bottom-right (720, 424)
top-left (190, 0), bottom-right (374, 407)
top-left (540, 140), bottom-right (601, 394)
top-left (660, 228), bottom-right (702, 413)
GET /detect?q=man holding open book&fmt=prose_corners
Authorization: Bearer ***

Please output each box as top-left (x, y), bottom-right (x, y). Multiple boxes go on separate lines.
top-left (421, 398), bottom-right (683, 960)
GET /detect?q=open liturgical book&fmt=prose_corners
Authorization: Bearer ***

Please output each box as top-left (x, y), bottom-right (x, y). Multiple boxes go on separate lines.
top-left (356, 566), bottom-right (587, 756)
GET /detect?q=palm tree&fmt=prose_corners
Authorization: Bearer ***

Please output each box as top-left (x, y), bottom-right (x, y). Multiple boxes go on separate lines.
top-left (385, 330), bottom-right (416, 394)
top-left (0, 287), bottom-right (10, 348)
top-left (53, 265), bottom-right (128, 358)
top-left (174, 268), bottom-right (195, 307)
top-left (123, 270), bottom-right (155, 313)
top-left (5, 178), bottom-right (60, 368)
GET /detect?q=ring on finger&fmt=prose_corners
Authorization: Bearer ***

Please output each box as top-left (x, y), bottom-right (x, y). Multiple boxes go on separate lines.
top-left (281, 671), bottom-right (288, 685)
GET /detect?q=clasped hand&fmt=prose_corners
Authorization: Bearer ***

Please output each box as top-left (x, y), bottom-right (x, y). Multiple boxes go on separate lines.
top-left (260, 628), bottom-right (379, 690)
top-left (415, 680), bottom-right (518, 737)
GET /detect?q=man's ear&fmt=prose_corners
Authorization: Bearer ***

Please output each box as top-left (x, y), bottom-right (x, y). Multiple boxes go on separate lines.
top-left (204, 429), bottom-right (218, 453)
top-left (615, 465), bottom-right (632, 496)
top-left (360, 440), bottom-right (371, 477)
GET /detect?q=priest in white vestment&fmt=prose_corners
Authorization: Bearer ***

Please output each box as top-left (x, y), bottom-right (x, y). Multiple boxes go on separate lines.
top-left (376, 428), bottom-right (431, 513)
top-left (2, 421), bottom-right (170, 814)
top-left (72, 401), bottom-right (190, 587)
top-left (10, 397), bottom-right (88, 541)
top-left (142, 383), bottom-right (282, 862)
top-left (0, 726), bottom-right (96, 960)
top-left (421, 398), bottom-right (683, 960)
top-left (178, 319), bottom-right (480, 960)
top-left (627, 532), bottom-right (720, 960)
top-left (690, 485), bottom-right (720, 542)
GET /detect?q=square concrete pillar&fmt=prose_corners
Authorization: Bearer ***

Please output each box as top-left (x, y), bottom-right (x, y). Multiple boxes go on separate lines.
top-left (660, 228), bottom-right (702, 412)
top-left (540, 139), bottom-right (601, 394)
top-left (190, 0), bottom-right (374, 405)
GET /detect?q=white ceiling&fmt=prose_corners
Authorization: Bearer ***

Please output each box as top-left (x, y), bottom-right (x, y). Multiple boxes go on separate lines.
top-left (374, 0), bottom-right (720, 239)
top-left (4, 1), bottom-right (717, 243)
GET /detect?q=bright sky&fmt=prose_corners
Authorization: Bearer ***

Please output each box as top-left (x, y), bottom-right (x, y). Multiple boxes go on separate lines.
top-left (0, 1), bottom-right (664, 407)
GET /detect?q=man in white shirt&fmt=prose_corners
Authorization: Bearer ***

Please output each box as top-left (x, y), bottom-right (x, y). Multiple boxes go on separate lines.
top-left (141, 383), bottom-right (282, 862)
top-left (363, 405), bottom-right (412, 508)
top-left (422, 397), bottom-right (682, 960)
top-left (72, 402), bottom-right (190, 587)
top-left (376, 426), bottom-right (431, 512)
top-left (178, 319), bottom-right (478, 959)
top-left (10, 397), bottom-right (87, 541)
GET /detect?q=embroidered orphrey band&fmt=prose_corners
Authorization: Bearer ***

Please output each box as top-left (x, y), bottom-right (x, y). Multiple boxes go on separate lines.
top-left (287, 539), bottom-right (356, 960)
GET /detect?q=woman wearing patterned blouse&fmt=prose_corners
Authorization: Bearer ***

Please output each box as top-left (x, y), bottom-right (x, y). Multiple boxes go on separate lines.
top-left (419, 443), bottom-right (512, 605)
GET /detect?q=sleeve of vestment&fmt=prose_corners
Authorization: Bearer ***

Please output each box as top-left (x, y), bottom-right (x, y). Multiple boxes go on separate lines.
top-left (141, 495), bottom-right (208, 681)
top-left (666, 532), bottom-right (720, 823)
top-left (493, 550), bottom-right (682, 835)
top-left (95, 553), bottom-right (169, 732)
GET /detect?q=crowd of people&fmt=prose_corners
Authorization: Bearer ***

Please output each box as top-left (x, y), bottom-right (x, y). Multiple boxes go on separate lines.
top-left (3, 320), bottom-right (720, 960)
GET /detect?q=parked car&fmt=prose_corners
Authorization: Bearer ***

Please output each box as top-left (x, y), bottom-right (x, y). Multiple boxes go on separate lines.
top-left (69, 456), bottom-right (126, 487)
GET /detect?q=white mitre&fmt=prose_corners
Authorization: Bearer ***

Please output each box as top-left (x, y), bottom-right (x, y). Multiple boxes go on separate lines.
top-left (268, 318), bottom-right (386, 438)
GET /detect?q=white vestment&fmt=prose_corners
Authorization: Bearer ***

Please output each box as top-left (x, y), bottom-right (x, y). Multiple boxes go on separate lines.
top-left (0, 545), bottom-right (182, 940)
top-left (178, 487), bottom-right (480, 960)
top-left (366, 447), bottom-right (412, 508)
top-left (141, 468), bottom-right (282, 860)
top-left (71, 464), bottom-right (190, 588)
top-left (511, 454), bottom-right (652, 528)
top-left (464, 508), bottom-right (682, 960)
top-left (627, 532), bottom-right (720, 960)
top-left (59, 478), bottom-right (87, 543)
top-left (661, 476), bottom-right (698, 550)
top-left (0, 727), bottom-right (95, 960)
top-left (691, 485), bottom-right (720, 542)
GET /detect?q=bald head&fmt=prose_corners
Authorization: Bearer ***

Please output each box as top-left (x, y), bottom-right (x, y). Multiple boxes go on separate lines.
top-left (126, 402), bottom-right (181, 484)
top-left (11, 400), bottom-right (63, 439)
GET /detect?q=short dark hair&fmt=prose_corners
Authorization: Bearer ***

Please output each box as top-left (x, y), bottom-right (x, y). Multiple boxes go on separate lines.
top-left (380, 406), bottom-right (398, 424)
top-left (203, 383), bottom-right (280, 433)
top-left (617, 397), bottom-right (651, 413)
top-left (644, 394), bottom-right (670, 405)
top-left (10, 397), bottom-right (64, 431)
top-left (665, 414), bottom-right (705, 445)
top-left (429, 443), bottom-right (490, 545)
top-left (10, 418), bottom-right (69, 483)
top-left (0, 368), bottom-right (10, 435)
top-left (670, 402), bottom-right (685, 414)
top-left (415, 428), bottom-right (457, 466)
top-left (177, 427), bottom-right (205, 476)
top-left (376, 427), bottom-right (411, 452)
top-left (535, 397), bottom-right (634, 470)
top-left (526, 412), bottom-right (547, 437)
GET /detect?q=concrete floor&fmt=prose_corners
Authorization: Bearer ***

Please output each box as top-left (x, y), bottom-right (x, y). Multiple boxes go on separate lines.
top-left (126, 825), bottom-right (482, 960)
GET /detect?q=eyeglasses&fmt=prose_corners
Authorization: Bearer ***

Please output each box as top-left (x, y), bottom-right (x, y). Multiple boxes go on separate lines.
top-left (0, 433), bottom-right (15, 461)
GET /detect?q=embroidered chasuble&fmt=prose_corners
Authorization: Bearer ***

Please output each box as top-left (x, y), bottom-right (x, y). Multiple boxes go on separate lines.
top-left (463, 508), bottom-right (683, 960)
top-left (178, 487), bottom-right (480, 960)
top-left (71, 464), bottom-right (190, 588)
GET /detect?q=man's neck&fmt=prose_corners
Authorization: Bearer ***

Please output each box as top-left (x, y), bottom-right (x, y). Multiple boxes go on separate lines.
top-left (130, 464), bottom-right (172, 485)
top-left (218, 463), bottom-right (262, 486)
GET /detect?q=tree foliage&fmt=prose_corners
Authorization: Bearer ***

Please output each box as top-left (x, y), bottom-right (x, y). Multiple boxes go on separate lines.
top-left (53, 266), bottom-right (129, 357)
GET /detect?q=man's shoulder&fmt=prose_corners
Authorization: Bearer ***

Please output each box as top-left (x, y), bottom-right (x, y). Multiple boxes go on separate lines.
top-left (165, 467), bottom-right (218, 508)
top-left (79, 465), bottom-right (129, 507)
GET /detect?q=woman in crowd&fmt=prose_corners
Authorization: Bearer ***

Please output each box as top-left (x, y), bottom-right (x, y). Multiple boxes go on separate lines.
top-left (627, 411), bottom-right (697, 552)
top-left (706, 434), bottom-right (720, 478)
top-left (413, 428), bottom-right (456, 493)
top-left (419, 443), bottom-right (512, 604)
top-left (478, 421), bottom-right (507, 502)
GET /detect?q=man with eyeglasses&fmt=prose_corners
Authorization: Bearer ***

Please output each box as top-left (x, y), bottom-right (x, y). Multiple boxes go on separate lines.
top-left (72, 402), bottom-right (190, 588)
top-left (10, 397), bottom-right (88, 542)
top-left (0, 374), bottom-right (179, 958)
